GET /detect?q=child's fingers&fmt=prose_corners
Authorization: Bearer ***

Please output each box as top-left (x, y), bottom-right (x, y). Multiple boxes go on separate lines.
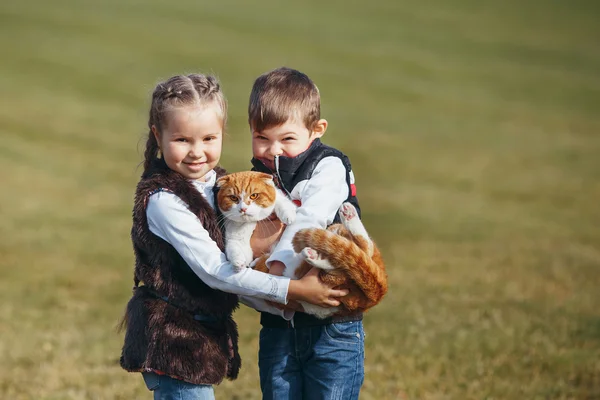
top-left (330, 288), bottom-right (349, 298)
top-left (324, 298), bottom-right (341, 307)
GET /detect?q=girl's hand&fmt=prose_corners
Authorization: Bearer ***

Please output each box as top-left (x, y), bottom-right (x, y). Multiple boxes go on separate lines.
top-left (287, 267), bottom-right (348, 308)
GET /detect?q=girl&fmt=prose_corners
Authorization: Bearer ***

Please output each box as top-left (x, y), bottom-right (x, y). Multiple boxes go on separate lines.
top-left (119, 74), bottom-right (346, 400)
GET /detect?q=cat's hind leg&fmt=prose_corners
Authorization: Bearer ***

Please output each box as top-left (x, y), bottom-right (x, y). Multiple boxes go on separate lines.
top-left (301, 247), bottom-right (335, 271)
top-left (338, 203), bottom-right (373, 256)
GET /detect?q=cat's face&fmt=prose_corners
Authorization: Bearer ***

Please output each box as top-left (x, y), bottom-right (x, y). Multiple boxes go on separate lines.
top-left (216, 171), bottom-right (277, 222)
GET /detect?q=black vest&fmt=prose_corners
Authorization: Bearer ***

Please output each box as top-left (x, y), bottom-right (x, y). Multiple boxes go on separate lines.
top-left (120, 159), bottom-right (241, 384)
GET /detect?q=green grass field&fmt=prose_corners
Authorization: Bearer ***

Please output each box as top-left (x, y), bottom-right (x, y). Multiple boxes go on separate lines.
top-left (1, 0), bottom-right (599, 398)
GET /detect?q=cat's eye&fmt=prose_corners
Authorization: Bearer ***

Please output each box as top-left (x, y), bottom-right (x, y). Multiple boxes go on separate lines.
top-left (249, 193), bottom-right (259, 200)
top-left (228, 195), bottom-right (239, 203)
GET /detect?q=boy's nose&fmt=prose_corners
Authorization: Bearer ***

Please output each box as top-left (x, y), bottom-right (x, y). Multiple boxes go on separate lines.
top-left (268, 143), bottom-right (282, 157)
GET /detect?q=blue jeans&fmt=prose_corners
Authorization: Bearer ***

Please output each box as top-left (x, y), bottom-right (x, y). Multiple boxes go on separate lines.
top-left (142, 372), bottom-right (215, 400)
top-left (258, 321), bottom-right (365, 400)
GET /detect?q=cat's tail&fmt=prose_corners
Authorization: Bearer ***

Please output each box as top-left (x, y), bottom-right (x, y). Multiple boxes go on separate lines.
top-left (292, 229), bottom-right (388, 304)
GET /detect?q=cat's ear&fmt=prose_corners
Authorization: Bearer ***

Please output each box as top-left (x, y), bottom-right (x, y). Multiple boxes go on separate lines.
top-left (256, 173), bottom-right (275, 186)
top-left (216, 175), bottom-right (230, 188)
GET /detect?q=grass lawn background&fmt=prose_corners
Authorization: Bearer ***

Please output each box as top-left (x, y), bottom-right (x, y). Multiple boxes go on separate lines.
top-left (0, 0), bottom-right (599, 398)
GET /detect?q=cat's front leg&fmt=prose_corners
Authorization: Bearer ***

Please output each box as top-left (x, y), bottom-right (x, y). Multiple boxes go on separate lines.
top-left (225, 221), bottom-right (256, 271)
top-left (273, 188), bottom-right (296, 226)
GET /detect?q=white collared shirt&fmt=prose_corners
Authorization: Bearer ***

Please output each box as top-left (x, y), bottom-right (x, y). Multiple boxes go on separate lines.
top-left (267, 156), bottom-right (349, 271)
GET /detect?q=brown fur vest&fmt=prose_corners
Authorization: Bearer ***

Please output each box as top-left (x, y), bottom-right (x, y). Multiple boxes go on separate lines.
top-left (120, 158), bottom-right (240, 385)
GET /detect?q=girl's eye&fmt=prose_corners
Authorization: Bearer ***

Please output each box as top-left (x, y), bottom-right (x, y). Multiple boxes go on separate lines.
top-left (229, 195), bottom-right (239, 202)
top-left (249, 193), bottom-right (259, 200)
top-left (205, 136), bottom-right (216, 142)
top-left (176, 138), bottom-right (187, 142)
top-left (283, 137), bottom-right (295, 141)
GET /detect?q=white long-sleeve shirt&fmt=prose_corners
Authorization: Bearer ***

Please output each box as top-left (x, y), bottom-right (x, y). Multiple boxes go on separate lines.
top-left (267, 156), bottom-right (349, 271)
top-left (145, 169), bottom-right (291, 309)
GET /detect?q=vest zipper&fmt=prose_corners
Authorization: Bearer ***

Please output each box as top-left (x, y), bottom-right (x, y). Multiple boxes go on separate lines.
top-left (274, 155), bottom-right (292, 197)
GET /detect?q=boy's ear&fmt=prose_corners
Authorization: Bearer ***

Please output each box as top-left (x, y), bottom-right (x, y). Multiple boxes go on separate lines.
top-left (311, 119), bottom-right (328, 139)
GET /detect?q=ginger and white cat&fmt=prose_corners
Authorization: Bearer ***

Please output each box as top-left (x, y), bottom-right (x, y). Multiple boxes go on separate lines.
top-left (217, 171), bottom-right (388, 319)
top-left (254, 202), bottom-right (387, 318)
top-left (216, 171), bottom-right (296, 271)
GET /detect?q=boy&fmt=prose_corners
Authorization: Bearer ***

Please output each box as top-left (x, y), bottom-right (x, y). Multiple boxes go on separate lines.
top-left (246, 67), bottom-right (364, 400)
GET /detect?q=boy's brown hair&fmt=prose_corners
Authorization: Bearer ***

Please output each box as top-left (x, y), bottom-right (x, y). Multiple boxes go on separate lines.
top-left (248, 67), bottom-right (320, 132)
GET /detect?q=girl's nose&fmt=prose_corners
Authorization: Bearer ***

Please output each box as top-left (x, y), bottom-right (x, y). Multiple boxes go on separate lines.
top-left (189, 143), bottom-right (203, 158)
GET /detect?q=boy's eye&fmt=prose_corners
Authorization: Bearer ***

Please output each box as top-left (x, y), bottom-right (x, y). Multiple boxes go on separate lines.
top-left (229, 195), bottom-right (239, 203)
top-left (175, 138), bottom-right (187, 142)
top-left (249, 193), bottom-right (259, 200)
top-left (283, 137), bottom-right (295, 141)
top-left (205, 136), bottom-right (216, 142)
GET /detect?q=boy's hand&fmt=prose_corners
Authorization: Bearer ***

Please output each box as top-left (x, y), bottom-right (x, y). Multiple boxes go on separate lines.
top-left (249, 214), bottom-right (284, 258)
top-left (287, 267), bottom-right (348, 308)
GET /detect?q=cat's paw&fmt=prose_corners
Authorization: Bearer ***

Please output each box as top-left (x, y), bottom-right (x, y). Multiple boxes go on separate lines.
top-left (339, 203), bottom-right (358, 221)
top-left (227, 248), bottom-right (250, 272)
top-left (339, 202), bottom-right (369, 241)
top-left (301, 247), bottom-right (334, 270)
top-left (278, 208), bottom-right (296, 226)
top-left (230, 257), bottom-right (248, 272)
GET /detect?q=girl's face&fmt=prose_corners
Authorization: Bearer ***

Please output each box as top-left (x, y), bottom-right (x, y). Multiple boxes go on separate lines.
top-left (153, 104), bottom-right (223, 181)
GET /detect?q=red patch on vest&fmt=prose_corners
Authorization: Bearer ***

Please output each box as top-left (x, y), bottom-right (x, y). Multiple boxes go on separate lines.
top-left (350, 184), bottom-right (357, 197)
top-left (293, 200), bottom-right (302, 207)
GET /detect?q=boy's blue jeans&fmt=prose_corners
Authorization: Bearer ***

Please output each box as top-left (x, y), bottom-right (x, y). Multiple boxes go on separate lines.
top-left (142, 372), bottom-right (214, 400)
top-left (258, 320), bottom-right (365, 400)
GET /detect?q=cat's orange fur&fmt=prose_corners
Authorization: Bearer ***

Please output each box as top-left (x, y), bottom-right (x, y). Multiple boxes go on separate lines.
top-left (216, 171), bottom-right (277, 211)
top-left (253, 211), bottom-right (388, 317)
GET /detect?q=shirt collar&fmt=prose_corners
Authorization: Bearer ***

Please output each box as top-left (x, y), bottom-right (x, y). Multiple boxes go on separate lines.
top-left (191, 169), bottom-right (217, 189)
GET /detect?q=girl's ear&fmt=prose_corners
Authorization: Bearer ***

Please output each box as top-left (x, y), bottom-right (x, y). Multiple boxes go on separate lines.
top-left (311, 119), bottom-right (328, 139)
top-left (216, 175), bottom-right (230, 188)
top-left (151, 125), bottom-right (161, 148)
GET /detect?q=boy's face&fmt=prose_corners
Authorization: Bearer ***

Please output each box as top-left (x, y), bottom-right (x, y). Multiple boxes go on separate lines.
top-left (252, 118), bottom-right (327, 171)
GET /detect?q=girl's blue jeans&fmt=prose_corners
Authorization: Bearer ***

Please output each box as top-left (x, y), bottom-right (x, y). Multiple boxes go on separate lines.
top-left (142, 372), bottom-right (215, 400)
top-left (258, 320), bottom-right (365, 400)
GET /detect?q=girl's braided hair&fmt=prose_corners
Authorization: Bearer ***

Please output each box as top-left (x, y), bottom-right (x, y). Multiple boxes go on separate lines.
top-left (143, 74), bottom-right (227, 173)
